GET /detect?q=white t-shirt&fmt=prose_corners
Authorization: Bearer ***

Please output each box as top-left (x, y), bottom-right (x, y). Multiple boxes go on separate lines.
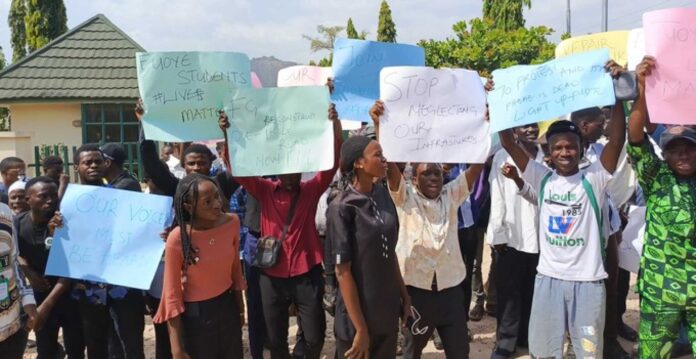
top-left (523, 160), bottom-right (612, 281)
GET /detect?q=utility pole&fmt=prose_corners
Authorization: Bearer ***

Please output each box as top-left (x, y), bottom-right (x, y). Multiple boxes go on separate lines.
top-left (566, 0), bottom-right (571, 35)
top-left (601, 0), bottom-right (608, 31)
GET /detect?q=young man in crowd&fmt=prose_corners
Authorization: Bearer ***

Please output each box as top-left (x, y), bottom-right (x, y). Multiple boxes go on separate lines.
top-left (41, 156), bottom-right (64, 184)
top-left (0, 157), bottom-right (26, 204)
top-left (0, 198), bottom-right (36, 358)
top-left (17, 177), bottom-right (85, 358)
top-left (135, 104), bottom-right (239, 202)
top-left (628, 56), bottom-right (696, 358)
top-left (498, 61), bottom-right (626, 358)
top-left (7, 181), bottom-right (28, 215)
top-left (100, 143), bottom-right (141, 191)
top-left (571, 106), bottom-right (633, 359)
top-left (48, 144), bottom-right (145, 359)
top-left (487, 123), bottom-right (543, 359)
top-left (220, 104), bottom-right (342, 359)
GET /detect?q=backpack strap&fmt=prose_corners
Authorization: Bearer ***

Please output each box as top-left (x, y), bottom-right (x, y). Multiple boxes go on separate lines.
top-left (538, 171), bottom-right (554, 207)
top-left (581, 175), bottom-right (606, 260)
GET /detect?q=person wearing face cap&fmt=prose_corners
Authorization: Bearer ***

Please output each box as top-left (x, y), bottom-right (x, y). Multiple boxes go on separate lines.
top-left (627, 56), bottom-right (696, 358)
top-left (100, 143), bottom-right (141, 192)
top-left (327, 132), bottom-right (411, 359)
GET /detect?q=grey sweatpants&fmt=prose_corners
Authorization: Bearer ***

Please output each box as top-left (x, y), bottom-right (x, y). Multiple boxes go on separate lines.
top-left (528, 274), bottom-right (606, 359)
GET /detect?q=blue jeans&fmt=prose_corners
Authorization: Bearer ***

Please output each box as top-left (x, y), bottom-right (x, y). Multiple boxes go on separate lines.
top-left (529, 275), bottom-right (606, 359)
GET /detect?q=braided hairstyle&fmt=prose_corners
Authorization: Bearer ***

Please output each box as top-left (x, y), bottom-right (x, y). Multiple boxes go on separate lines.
top-left (173, 173), bottom-right (224, 274)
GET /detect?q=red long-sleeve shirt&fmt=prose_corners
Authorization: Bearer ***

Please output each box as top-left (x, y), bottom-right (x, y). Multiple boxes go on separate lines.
top-left (234, 135), bottom-right (341, 278)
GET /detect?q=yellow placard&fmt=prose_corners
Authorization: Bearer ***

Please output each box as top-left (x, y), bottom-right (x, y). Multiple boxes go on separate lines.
top-left (555, 31), bottom-right (630, 66)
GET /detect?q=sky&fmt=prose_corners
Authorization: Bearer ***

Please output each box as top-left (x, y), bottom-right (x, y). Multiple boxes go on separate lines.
top-left (0, 0), bottom-right (695, 65)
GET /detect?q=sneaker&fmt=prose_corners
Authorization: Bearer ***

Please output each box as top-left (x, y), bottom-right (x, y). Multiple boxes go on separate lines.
top-left (469, 304), bottom-right (485, 322)
top-left (618, 322), bottom-right (638, 342)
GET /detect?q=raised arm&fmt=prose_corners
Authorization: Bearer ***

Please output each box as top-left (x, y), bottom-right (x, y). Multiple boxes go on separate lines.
top-left (628, 57), bottom-right (656, 146)
top-left (370, 100), bottom-right (402, 192)
top-left (135, 103), bottom-right (179, 196)
top-left (600, 61), bottom-right (628, 174)
top-left (499, 129), bottom-right (531, 173)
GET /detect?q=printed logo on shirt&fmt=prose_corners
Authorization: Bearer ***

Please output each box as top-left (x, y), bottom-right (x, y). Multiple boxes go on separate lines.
top-left (546, 191), bottom-right (577, 203)
top-left (545, 234), bottom-right (585, 247)
top-left (547, 216), bottom-right (576, 235)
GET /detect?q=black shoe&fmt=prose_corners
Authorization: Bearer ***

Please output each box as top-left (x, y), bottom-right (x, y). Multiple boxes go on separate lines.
top-left (469, 304), bottom-right (485, 322)
top-left (491, 347), bottom-right (513, 359)
top-left (671, 342), bottom-right (692, 358)
top-left (604, 339), bottom-right (632, 359)
top-left (618, 322), bottom-right (638, 342)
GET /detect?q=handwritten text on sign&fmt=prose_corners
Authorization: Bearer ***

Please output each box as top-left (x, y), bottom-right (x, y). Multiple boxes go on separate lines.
top-left (555, 31), bottom-right (630, 67)
top-left (225, 86), bottom-right (334, 176)
top-left (643, 8), bottom-right (696, 125)
top-left (488, 49), bottom-right (616, 132)
top-left (46, 185), bottom-right (172, 290)
top-left (331, 38), bottom-right (425, 122)
top-left (136, 51), bottom-right (251, 141)
top-left (379, 67), bottom-right (490, 163)
top-left (277, 66), bottom-right (333, 87)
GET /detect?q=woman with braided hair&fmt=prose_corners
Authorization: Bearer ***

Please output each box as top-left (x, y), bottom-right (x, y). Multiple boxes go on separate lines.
top-left (154, 173), bottom-right (246, 359)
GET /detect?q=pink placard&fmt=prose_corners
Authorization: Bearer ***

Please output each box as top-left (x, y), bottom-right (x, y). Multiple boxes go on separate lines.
top-left (251, 72), bottom-right (263, 89)
top-left (277, 66), bottom-right (333, 87)
top-left (644, 8), bottom-right (696, 125)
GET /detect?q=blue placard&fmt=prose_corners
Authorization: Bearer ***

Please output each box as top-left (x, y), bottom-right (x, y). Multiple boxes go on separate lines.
top-left (45, 185), bottom-right (172, 290)
top-left (331, 38), bottom-right (425, 122)
top-left (488, 49), bottom-right (616, 132)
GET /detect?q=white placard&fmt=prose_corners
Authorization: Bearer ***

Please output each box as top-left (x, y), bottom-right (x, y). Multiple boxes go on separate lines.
top-left (379, 67), bottom-right (490, 163)
top-left (627, 28), bottom-right (646, 71)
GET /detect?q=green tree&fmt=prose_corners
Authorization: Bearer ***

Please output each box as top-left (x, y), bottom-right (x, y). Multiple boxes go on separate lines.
top-left (483, 0), bottom-right (532, 31)
top-left (0, 48), bottom-right (9, 130)
top-left (25, 0), bottom-right (68, 52)
top-left (9, 0), bottom-right (27, 62)
top-left (347, 18), bottom-right (359, 39)
top-left (419, 18), bottom-right (555, 77)
top-left (303, 25), bottom-right (344, 66)
top-left (377, 0), bottom-right (397, 42)
top-left (346, 17), bottom-right (368, 40)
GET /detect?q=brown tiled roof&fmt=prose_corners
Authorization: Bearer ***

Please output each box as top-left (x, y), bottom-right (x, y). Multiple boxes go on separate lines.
top-left (0, 14), bottom-right (145, 103)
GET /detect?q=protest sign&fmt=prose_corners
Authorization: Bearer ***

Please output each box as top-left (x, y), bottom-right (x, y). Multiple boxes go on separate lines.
top-left (137, 51), bottom-right (251, 141)
top-left (46, 185), bottom-right (172, 290)
top-left (379, 67), bottom-right (490, 163)
top-left (251, 72), bottom-right (263, 88)
top-left (332, 38), bottom-right (425, 122)
top-left (644, 8), bottom-right (696, 125)
top-left (225, 86), bottom-right (334, 176)
top-left (277, 66), bottom-right (333, 87)
top-left (555, 30), bottom-right (630, 66)
top-left (627, 28), bottom-right (646, 71)
top-left (488, 49), bottom-right (616, 132)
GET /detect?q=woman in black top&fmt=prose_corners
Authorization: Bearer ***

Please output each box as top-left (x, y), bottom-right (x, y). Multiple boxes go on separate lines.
top-left (327, 135), bottom-right (411, 359)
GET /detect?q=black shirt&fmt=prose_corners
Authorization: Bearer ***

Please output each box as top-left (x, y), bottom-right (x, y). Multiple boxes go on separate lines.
top-left (15, 212), bottom-right (54, 288)
top-left (327, 183), bottom-right (400, 340)
top-left (109, 170), bottom-right (142, 192)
